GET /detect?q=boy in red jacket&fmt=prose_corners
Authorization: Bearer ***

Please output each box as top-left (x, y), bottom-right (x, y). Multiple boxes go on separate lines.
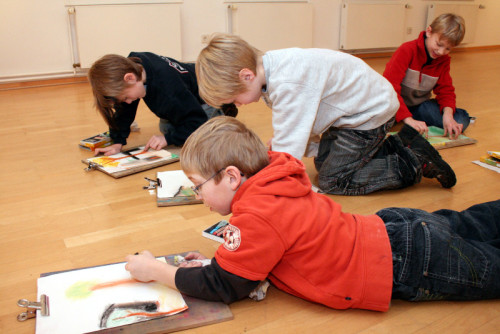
top-left (384, 13), bottom-right (470, 139)
top-left (125, 116), bottom-right (499, 312)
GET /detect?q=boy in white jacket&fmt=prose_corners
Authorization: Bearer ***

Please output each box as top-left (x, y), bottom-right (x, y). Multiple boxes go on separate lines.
top-left (196, 34), bottom-right (456, 195)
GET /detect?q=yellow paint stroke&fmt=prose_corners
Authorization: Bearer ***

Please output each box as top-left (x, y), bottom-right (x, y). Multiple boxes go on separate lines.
top-left (66, 278), bottom-right (139, 300)
top-left (65, 280), bottom-right (99, 300)
top-left (93, 149), bottom-right (149, 167)
top-left (91, 157), bottom-right (120, 168)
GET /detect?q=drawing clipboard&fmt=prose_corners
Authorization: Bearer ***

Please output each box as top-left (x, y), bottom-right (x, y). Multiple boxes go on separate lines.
top-left (82, 146), bottom-right (181, 178)
top-left (36, 252), bottom-right (233, 334)
top-left (389, 126), bottom-right (477, 150)
top-left (156, 170), bottom-right (203, 207)
top-left (424, 126), bottom-right (477, 149)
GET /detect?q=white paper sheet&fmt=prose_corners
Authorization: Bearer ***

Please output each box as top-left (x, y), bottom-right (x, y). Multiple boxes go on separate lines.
top-left (86, 147), bottom-right (174, 174)
top-left (157, 170), bottom-right (195, 198)
top-left (36, 259), bottom-right (187, 334)
top-left (472, 160), bottom-right (500, 173)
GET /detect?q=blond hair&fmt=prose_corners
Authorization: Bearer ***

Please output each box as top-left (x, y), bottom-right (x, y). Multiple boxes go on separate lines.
top-left (180, 116), bottom-right (269, 182)
top-left (196, 33), bottom-right (261, 108)
top-left (87, 54), bottom-right (144, 128)
top-left (429, 13), bottom-right (466, 47)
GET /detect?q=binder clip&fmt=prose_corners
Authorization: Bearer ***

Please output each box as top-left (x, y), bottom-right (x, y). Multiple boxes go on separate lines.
top-left (143, 177), bottom-right (162, 190)
top-left (17, 294), bottom-right (50, 321)
top-left (84, 161), bottom-right (99, 172)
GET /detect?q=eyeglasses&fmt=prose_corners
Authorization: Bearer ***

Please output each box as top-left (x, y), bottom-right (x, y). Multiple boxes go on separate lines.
top-left (191, 168), bottom-right (225, 196)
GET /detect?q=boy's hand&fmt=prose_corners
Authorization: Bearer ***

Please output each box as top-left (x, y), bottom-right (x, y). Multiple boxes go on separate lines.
top-left (125, 250), bottom-right (161, 282)
top-left (403, 117), bottom-right (428, 138)
top-left (266, 138), bottom-right (273, 151)
top-left (183, 252), bottom-right (207, 261)
top-left (442, 108), bottom-right (463, 139)
top-left (180, 252), bottom-right (210, 268)
top-left (94, 143), bottom-right (123, 156)
top-left (145, 135), bottom-right (167, 151)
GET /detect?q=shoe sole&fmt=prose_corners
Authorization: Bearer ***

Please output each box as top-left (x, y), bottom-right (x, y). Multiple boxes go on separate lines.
top-left (409, 137), bottom-right (457, 188)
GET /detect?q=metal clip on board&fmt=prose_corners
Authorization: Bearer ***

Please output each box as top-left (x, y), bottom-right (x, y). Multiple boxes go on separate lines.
top-left (84, 161), bottom-right (99, 172)
top-left (17, 294), bottom-right (50, 321)
top-left (143, 177), bottom-right (162, 190)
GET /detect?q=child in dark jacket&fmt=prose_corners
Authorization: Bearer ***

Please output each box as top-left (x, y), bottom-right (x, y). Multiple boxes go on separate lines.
top-left (87, 52), bottom-right (237, 155)
top-left (125, 116), bottom-right (500, 312)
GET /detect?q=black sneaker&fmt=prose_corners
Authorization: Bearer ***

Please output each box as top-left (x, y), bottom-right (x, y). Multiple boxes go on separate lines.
top-left (407, 135), bottom-right (456, 188)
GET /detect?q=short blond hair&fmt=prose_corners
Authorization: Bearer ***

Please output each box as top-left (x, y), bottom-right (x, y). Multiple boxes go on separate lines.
top-left (180, 116), bottom-right (269, 182)
top-left (430, 13), bottom-right (466, 47)
top-left (196, 33), bottom-right (261, 108)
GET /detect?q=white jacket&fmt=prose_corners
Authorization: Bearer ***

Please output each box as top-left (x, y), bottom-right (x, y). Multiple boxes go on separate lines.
top-left (262, 48), bottom-right (399, 159)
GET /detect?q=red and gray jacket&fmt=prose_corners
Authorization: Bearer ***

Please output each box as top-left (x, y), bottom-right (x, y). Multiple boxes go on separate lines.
top-left (383, 31), bottom-right (456, 122)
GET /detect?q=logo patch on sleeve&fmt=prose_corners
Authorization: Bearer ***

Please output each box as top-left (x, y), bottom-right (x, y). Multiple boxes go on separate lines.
top-left (159, 56), bottom-right (188, 73)
top-left (223, 225), bottom-right (241, 251)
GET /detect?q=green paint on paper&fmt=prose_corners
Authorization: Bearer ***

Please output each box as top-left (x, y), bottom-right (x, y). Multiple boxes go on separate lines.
top-left (66, 280), bottom-right (99, 300)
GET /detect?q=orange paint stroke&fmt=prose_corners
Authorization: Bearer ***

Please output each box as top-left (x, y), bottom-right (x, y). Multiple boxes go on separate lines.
top-left (90, 278), bottom-right (141, 291)
top-left (112, 306), bottom-right (189, 320)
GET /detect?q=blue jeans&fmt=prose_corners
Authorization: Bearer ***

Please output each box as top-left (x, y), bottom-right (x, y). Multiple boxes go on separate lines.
top-left (377, 200), bottom-right (500, 302)
top-left (409, 99), bottom-right (471, 131)
top-left (314, 119), bottom-right (421, 195)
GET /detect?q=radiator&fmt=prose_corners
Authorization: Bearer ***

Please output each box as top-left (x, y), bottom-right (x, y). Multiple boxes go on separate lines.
top-left (226, 2), bottom-right (313, 52)
top-left (426, 3), bottom-right (480, 44)
top-left (340, 0), bottom-right (408, 51)
top-left (67, 4), bottom-right (182, 69)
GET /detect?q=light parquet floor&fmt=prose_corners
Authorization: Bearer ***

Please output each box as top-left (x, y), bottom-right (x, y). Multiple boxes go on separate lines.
top-left (0, 49), bottom-right (499, 334)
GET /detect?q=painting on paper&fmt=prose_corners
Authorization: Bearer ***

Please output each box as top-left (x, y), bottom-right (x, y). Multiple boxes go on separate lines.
top-left (388, 126), bottom-right (476, 150)
top-left (85, 146), bottom-right (178, 174)
top-left (36, 259), bottom-right (188, 334)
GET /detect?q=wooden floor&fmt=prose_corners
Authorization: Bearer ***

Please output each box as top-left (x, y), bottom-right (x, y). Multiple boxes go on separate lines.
top-left (1, 49), bottom-right (499, 334)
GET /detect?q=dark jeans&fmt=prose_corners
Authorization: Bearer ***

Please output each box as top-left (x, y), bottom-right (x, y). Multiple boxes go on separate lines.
top-left (409, 99), bottom-right (471, 132)
top-left (160, 104), bottom-right (223, 135)
top-left (314, 119), bottom-right (421, 195)
top-left (377, 200), bottom-right (500, 302)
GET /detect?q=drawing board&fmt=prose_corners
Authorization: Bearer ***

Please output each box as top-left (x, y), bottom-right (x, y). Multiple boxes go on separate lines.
top-left (389, 126), bottom-right (477, 150)
top-left (36, 259), bottom-right (187, 334)
top-left (35, 254), bottom-right (233, 333)
top-left (156, 170), bottom-right (202, 207)
top-left (82, 146), bottom-right (181, 178)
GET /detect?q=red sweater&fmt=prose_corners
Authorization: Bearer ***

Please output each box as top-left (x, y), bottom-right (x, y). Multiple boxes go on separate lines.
top-left (215, 151), bottom-right (393, 311)
top-left (383, 31), bottom-right (456, 122)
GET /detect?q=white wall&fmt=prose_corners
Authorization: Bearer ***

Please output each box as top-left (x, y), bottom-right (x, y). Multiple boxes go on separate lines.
top-left (0, 0), bottom-right (74, 79)
top-left (402, 0), bottom-right (500, 46)
top-left (1, 0), bottom-right (499, 82)
top-left (180, 0), bottom-right (227, 61)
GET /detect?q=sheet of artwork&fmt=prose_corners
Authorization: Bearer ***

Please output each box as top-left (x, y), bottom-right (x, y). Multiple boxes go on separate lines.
top-left (157, 170), bottom-right (195, 198)
top-left (36, 259), bottom-right (188, 334)
top-left (86, 146), bottom-right (177, 174)
top-left (155, 171), bottom-right (202, 207)
top-left (388, 126), bottom-right (476, 150)
top-left (424, 126), bottom-right (477, 149)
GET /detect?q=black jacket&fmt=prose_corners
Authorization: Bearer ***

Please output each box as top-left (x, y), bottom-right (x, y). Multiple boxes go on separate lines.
top-left (111, 52), bottom-right (207, 146)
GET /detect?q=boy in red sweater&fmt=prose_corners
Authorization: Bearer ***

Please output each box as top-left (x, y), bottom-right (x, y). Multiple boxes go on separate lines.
top-left (384, 14), bottom-right (470, 139)
top-left (125, 116), bottom-right (499, 312)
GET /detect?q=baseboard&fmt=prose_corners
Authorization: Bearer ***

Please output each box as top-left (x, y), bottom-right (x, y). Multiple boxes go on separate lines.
top-left (0, 75), bottom-right (88, 91)
top-left (2, 45), bottom-right (499, 89)
top-left (353, 44), bottom-right (500, 59)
